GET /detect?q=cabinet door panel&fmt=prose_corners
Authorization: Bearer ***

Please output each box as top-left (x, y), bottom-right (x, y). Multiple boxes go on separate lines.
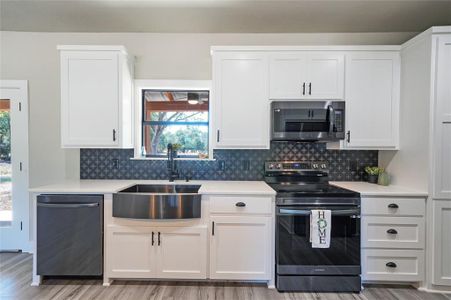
top-left (432, 200), bottom-right (451, 286)
top-left (61, 51), bottom-right (119, 147)
top-left (107, 227), bottom-right (156, 278)
top-left (269, 53), bottom-right (307, 99)
top-left (210, 216), bottom-right (270, 280)
top-left (156, 227), bottom-right (207, 279)
top-left (433, 36), bottom-right (451, 199)
top-left (213, 52), bottom-right (269, 149)
top-left (345, 52), bottom-right (400, 149)
top-left (306, 53), bottom-right (344, 99)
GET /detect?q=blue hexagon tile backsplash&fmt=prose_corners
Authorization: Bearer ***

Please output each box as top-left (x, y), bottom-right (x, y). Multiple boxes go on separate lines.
top-left (80, 142), bottom-right (378, 181)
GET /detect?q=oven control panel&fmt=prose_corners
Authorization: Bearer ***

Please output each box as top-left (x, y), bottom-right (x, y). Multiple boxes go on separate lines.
top-left (265, 161), bottom-right (328, 172)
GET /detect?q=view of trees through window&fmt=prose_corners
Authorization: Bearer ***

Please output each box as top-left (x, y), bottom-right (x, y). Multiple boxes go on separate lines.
top-left (142, 90), bottom-right (209, 157)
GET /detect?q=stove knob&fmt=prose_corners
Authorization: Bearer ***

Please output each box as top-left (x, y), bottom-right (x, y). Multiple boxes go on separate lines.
top-left (312, 163), bottom-right (318, 169)
top-left (268, 163), bottom-right (275, 170)
top-left (276, 163), bottom-right (282, 169)
top-left (321, 163), bottom-right (327, 169)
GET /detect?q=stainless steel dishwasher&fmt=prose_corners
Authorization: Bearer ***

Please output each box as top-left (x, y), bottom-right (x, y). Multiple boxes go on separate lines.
top-left (37, 194), bottom-right (103, 276)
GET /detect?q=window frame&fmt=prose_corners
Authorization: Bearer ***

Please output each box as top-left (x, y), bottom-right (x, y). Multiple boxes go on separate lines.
top-left (134, 80), bottom-right (214, 160)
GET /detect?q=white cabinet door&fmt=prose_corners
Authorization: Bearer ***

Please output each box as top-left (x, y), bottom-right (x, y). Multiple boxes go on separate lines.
top-left (432, 200), bottom-right (451, 286)
top-left (210, 216), bottom-right (271, 280)
top-left (156, 227), bottom-right (207, 279)
top-left (306, 53), bottom-right (344, 99)
top-left (269, 52), bottom-right (344, 100)
top-left (213, 52), bottom-right (270, 149)
top-left (269, 53), bottom-right (308, 99)
top-left (61, 51), bottom-right (119, 147)
top-left (107, 226), bottom-right (157, 278)
top-left (433, 36), bottom-right (451, 199)
top-left (344, 52), bottom-right (400, 149)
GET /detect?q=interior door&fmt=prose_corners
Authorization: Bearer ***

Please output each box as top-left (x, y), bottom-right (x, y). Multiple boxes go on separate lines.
top-left (60, 51), bottom-right (119, 147)
top-left (344, 52), bottom-right (400, 149)
top-left (433, 35), bottom-right (451, 199)
top-left (156, 226), bottom-right (207, 279)
top-left (213, 52), bottom-right (270, 149)
top-left (0, 81), bottom-right (30, 252)
top-left (269, 53), bottom-right (308, 99)
top-left (306, 53), bottom-right (344, 99)
top-left (209, 216), bottom-right (271, 280)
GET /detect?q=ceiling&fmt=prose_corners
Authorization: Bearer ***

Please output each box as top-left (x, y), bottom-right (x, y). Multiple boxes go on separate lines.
top-left (1, 0), bottom-right (450, 33)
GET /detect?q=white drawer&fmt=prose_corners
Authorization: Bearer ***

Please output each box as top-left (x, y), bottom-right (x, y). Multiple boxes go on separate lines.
top-left (362, 197), bottom-right (425, 216)
top-left (209, 196), bottom-right (272, 215)
top-left (362, 216), bottom-right (425, 249)
top-left (362, 249), bottom-right (424, 282)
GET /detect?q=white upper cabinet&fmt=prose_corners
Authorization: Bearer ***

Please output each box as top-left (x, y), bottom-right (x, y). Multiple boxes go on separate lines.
top-left (59, 45), bottom-right (133, 148)
top-left (433, 36), bottom-right (451, 199)
top-left (343, 52), bottom-right (400, 149)
top-left (269, 52), bottom-right (344, 100)
top-left (212, 52), bottom-right (270, 149)
top-left (269, 53), bottom-right (308, 99)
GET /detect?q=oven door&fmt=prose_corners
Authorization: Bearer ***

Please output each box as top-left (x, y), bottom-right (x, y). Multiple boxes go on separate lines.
top-left (276, 206), bottom-right (361, 276)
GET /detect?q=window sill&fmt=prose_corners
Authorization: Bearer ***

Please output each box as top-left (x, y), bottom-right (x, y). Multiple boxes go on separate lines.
top-left (130, 157), bottom-right (216, 161)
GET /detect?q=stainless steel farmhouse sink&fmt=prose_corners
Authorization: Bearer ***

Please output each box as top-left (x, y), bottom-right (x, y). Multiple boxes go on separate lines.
top-left (113, 184), bottom-right (201, 219)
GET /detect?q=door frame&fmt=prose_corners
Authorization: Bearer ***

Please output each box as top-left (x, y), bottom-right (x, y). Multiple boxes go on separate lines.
top-left (0, 80), bottom-right (30, 252)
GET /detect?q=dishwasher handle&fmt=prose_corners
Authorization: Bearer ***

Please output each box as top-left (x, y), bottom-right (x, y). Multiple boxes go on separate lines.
top-left (37, 203), bottom-right (99, 208)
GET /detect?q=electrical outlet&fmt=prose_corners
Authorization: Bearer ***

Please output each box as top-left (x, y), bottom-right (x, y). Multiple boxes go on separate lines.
top-left (112, 159), bottom-right (119, 169)
top-left (218, 160), bottom-right (226, 171)
top-left (242, 160), bottom-right (250, 171)
top-left (349, 160), bottom-right (358, 172)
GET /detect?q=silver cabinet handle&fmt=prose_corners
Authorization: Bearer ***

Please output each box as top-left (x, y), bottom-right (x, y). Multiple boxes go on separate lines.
top-left (309, 82), bottom-right (312, 95)
top-left (346, 130), bottom-right (351, 143)
top-left (217, 130), bottom-right (220, 142)
top-left (302, 82), bottom-right (306, 95)
top-left (37, 203), bottom-right (99, 208)
top-left (113, 129), bottom-right (117, 142)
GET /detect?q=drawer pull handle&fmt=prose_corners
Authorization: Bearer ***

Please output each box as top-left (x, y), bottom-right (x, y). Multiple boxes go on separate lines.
top-left (387, 229), bottom-right (398, 234)
top-left (388, 203), bottom-right (399, 209)
top-left (236, 202), bottom-right (246, 207)
top-left (386, 262), bottom-right (397, 268)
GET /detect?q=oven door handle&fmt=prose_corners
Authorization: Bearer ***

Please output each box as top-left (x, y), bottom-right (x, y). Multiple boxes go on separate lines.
top-left (278, 208), bottom-right (360, 217)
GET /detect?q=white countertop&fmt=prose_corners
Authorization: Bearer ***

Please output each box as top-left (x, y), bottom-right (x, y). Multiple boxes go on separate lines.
top-left (330, 181), bottom-right (428, 197)
top-left (29, 180), bottom-right (276, 196)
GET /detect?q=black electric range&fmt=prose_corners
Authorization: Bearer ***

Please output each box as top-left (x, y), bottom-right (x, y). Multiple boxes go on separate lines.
top-left (265, 161), bottom-right (362, 293)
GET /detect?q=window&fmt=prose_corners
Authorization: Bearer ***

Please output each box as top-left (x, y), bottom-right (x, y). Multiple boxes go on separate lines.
top-left (142, 90), bottom-right (209, 158)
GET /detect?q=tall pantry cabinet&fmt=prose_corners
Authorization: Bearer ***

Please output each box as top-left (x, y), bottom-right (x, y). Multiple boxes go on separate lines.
top-left (392, 27), bottom-right (451, 290)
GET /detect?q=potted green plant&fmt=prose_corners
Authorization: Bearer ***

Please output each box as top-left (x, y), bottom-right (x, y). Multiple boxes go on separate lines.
top-left (365, 166), bottom-right (384, 184)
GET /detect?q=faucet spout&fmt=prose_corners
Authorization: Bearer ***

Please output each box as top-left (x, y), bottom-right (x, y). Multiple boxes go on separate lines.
top-left (167, 143), bottom-right (179, 182)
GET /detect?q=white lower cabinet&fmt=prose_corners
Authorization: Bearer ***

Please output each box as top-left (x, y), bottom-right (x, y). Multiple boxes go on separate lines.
top-left (432, 200), bottom-right (451, 286)
top-left (108, 227), bottom-right (157, 278)
top-left (209, 216), bottom-right (271, 280)
top-left (156, 227), bottom-right (207, 279)
top-left (362, 249), bottom-right (424, 282)
top-left (107, 226), bottom-right (207, 279)
top-left (361, 196), bottom-right (426, 283)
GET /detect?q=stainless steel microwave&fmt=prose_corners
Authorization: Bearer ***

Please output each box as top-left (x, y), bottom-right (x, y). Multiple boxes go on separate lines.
top-left (271, 101), bottom-right (345, 142)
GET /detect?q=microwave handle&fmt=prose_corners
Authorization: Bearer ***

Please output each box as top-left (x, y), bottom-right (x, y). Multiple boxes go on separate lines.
top-left (328, 105), bottom-right (335, 134)
top-left (278, 208), bottom-right (360, 217)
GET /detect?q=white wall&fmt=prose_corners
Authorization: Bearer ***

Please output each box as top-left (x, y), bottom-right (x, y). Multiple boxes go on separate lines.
top-left (0, 31), bottom-right (418, 187)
